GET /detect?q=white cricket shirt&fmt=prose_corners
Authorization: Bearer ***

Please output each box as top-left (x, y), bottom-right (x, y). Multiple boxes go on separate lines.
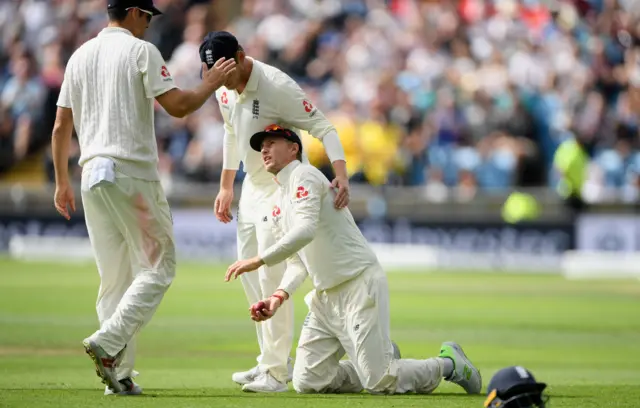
top-left (259, 160), bottom-right (379, 295)
top-left (57, 27), bottom-right (177, 180)
top-left (216, 59), bottom-right (342, 185)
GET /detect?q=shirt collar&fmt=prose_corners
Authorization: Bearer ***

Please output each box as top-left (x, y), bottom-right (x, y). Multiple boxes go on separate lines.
top-left (274, 160), bottom-right (301, 188)
top-left (99, 27), bottom-right (134, 37)
top-left (244, 58), bottom-right (260, 93)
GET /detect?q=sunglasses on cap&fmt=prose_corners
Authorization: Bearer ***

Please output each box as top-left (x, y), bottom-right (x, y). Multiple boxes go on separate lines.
top-left (263, 124), bottom-right (293, 134)
top-left (250, 124), bottom-right (303, 152)
top-left (126, 7), bottom-right (153, 22)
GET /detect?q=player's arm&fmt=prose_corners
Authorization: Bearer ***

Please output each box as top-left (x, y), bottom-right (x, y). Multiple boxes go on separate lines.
top-left (51, 70), bottom-right (76, 220)
top-left (277, 253), bottom-right (309, 299)
top-left (259, 171), bottom-right (322, 265)
top-left (51, 107), bottom-right (74, 185)
top-left (214, 106), bottom-right (240, 223)
top-left (249, 254), bottom-right (308, 321)
top-left (276, 78), bottom-right (349, 207)
top-left (225, 171), bottom-right (322, 281)
top-left (276, 78), bottom-right (346, 167)
top-left (138, 43), bottom-right (235, 118)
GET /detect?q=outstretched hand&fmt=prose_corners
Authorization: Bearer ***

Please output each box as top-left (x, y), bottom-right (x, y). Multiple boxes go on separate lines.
top-left (225, 256), bottom-right (264, 281)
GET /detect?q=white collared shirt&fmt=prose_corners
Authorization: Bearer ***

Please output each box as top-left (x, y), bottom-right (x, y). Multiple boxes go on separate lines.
top-left (259, 160), bottom-right (378, 295)
top-left (57, 27), bottom-right (176, 180)
top-left (216, 59), bottom-right (340, 185)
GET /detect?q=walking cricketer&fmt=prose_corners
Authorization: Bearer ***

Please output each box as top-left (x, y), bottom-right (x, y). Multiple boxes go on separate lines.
top-left (225, 126), bottom-right (483, 396)
top-left (51, 0), bottom-right (235, 395)
top-left (199, 31), bottom-right (350, 392)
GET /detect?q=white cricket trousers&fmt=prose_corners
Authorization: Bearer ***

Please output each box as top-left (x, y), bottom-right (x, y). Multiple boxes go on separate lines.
top-left (236, 177), bottom-right (294, 383)
top-left (292, 264), bottom-right (444, 394)
top-left (81, 164), bottom-right (176, 381)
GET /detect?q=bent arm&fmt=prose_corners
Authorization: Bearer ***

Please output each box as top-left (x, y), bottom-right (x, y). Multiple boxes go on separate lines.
top-left (276, 77), bottom-right (346, 176)
top-left (259, 172), bottom-right (322, 265)
top-left (155, 87), bottom-right (217, 118)
top-left (278, 253), bottom-right (309, 298)
top-left (139, 42), bottom-right (219, 118)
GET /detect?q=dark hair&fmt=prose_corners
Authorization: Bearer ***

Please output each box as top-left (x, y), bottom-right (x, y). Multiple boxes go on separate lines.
top-left (108, 8), bottom-right (129, 22)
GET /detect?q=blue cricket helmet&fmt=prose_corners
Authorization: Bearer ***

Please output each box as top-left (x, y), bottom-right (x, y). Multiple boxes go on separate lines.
top-left (484, 366), bottom-right (548, 408)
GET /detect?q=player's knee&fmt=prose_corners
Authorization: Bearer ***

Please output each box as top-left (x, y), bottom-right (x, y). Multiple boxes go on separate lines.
top-left (292, 373), bottom-right (329, 394)
top-left (292, 377), bottom-right (318, 394)
top-left (362, 367), bottom-right (397, 394)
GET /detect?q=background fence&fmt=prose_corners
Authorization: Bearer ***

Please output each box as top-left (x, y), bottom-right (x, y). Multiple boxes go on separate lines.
top-left (1, 0), bottom-right (639, 278)
top-left (1, 182), bottom-right (638, 278)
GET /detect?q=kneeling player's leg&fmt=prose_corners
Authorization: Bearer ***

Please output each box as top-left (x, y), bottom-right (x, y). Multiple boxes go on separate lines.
top-left (340, 266), bottom-right (444, 394)
top-left (293, 311), bottom-right (362, 394)
top-left (255, 210), bottom-right (293, 384)
top-left (90, 176), bottom-right (177, 356)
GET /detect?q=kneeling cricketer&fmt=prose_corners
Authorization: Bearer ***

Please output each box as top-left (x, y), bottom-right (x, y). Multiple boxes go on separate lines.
top-left (225, 125), bottom-right (482, 395)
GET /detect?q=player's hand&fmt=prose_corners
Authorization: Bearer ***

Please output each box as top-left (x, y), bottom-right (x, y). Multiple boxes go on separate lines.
top-left (54, 182), bottom-right (76, 220)
top-left (331, 175), bottom-right (350, 209)
top-left (214, 188), bottom-right (234, 223)
top-left (249, 296), bottom-right (282, 322)
top-left (202, 59), bottom-right (236, 90)
top-left (225, 256), bottom-right (265, 281)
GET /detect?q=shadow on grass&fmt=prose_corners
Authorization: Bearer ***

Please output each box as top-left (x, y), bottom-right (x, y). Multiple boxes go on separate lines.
top-left (140, 391), bottom-right (484, 399)
top-left (0, 388), bottom-right (585, 401)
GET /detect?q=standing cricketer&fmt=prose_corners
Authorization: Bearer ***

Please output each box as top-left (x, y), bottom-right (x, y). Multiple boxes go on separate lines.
top-left (52, 0), bottom-right (235, 395)
top-left (225, 126), bottom-right (482, 395)
top-left (199, 31), bottom-right (350, 392)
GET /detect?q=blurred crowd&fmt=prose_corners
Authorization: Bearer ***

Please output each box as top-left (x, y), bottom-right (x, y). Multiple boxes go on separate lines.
top-left (1, 0), bottom-right (640, 200)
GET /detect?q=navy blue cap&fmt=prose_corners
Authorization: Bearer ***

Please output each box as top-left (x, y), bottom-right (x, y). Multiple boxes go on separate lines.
top-left (107, 0), bottom-right (162, 15)
top-left (250, 125), bottom-right (303, 153)
top-left (199, 31), bottom-right (239, 70)
top-left (485, 366), bottom-right (547, 407)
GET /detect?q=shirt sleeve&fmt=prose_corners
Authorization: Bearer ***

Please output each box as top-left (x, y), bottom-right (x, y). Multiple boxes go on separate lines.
top-left (137, 42), bottom-right (178, 98)
top-left (259, 170), bottom-right (323, 266)
top-left (57, 63), bottom-right (73, 109)
top-left (278, 253), bottom-right (309, 297)
top-left (219, 97), bottom-right (240, 170)
top-left (276, 75), bottom-right (336, 141)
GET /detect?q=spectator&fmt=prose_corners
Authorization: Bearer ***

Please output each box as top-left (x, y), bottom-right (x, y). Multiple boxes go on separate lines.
top-left (1, 51), bottom-right (45, 160)
top-left (0, 0), bottom-right (637, 206)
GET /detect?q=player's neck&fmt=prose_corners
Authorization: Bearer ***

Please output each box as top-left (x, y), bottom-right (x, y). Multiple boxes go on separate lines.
top-left (107, 21), bottom-right (135, 35)
top-left (235, 58), bottom-right (254, 95)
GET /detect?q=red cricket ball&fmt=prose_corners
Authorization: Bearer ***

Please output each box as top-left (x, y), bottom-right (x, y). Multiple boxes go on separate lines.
top-left (251, 301), bottom-right (267, 315)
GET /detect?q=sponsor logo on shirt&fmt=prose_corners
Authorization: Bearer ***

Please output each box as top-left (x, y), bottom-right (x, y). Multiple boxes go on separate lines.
top-left (221, 91), bottom-right (228, 105)
top-left (272, 205), bottom-right (281, 218)
top-left (295, 186), bottom-right (310, 203)
top-left (302, 99), bottom-right (316, 117)
top-left (302, 100), bottom-right (313, 112)
top-left (160, 65), bottom-right (172, 81)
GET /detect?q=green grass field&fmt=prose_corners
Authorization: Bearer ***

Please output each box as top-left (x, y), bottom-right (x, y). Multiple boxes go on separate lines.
top-left (1, 258), bottom-right (639, 407)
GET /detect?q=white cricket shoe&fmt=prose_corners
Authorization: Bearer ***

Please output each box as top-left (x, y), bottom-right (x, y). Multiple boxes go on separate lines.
top-left (438, 341), bottom-right (482, 394)
top-left (232, 365), bottom-right (261, 385)
top-left (232, 358), bottom-right (294, 385)
top-left (242, 372), bottom-right (288, 393)
top-left (104, 378), bottom-right (143, 396)
top-left (82, 338), bottom-right (124, 393)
